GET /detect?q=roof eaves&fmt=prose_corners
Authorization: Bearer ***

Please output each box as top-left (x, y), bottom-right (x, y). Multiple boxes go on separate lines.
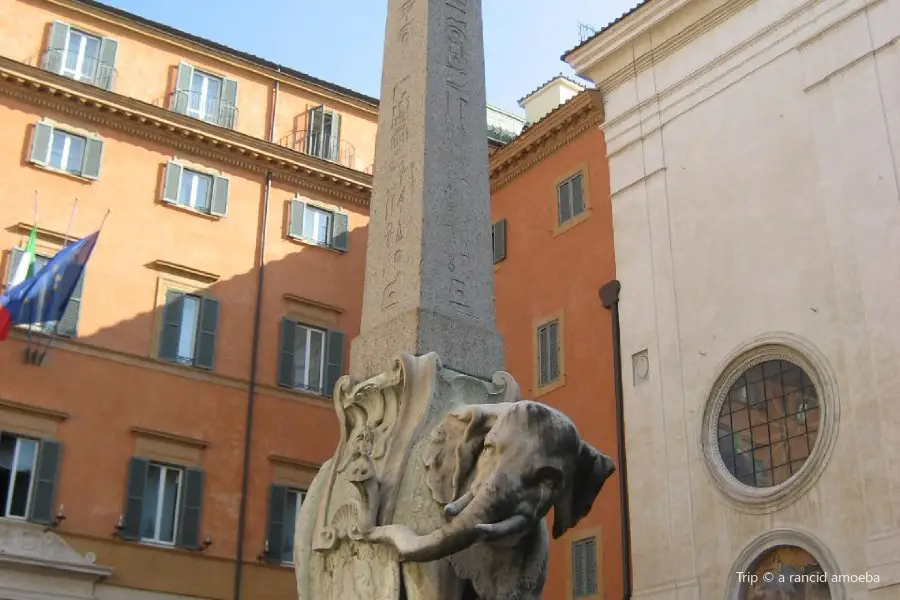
top-left (69, 0), bottom-right (380, 107)
top-left (560, 0), bottom-right (654, 62)
top-left (517, 73), bottom-right (587, 106)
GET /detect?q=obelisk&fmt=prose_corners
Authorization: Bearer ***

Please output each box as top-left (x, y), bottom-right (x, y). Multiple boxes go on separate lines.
top-left (350, 0), bottom-right (504, 381)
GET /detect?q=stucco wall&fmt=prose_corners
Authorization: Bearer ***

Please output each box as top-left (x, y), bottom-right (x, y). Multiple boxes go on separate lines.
top-left (588, 0), bottom-right (900, 598)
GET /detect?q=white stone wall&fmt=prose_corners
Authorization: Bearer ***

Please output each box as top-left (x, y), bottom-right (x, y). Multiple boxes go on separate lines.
top-left (578, 0), bottom-right (900, 598)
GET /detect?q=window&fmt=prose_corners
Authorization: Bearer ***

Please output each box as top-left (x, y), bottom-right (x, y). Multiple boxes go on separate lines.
top-left (492, 219), bottom-right (507, 264)
top-left (0, 433), bottom-right (62, 525)
top-left (6, 248), bottom-right (85, 338)
top-left (557, 172), bottom-right (586, 226)
top-left (278, 318), bottom-right (345, 397)
top-left (29, 121), bottom-right (103, 180)
top-left (537, 319), bottom-right (561, 387)
top-left (715, 360), bottom-right (821, 488)
top-left (741, 545), bottom-right (831, 600)
top-left (43, 21), bottom-right (118, 90)
top-left (161, 162), bottom-right (229, 217)
top-left (287, 198), bottom-right (349, 252)
top-left (121, 457), bottom-right (205, 549)
top-left (306, 106), bottom-right (341, 162)
top-left (158, 290), bottom-right (219, 370)
top-left (265, 485), bottom-right (305, 564)
top-left (171, 62), bottom-right (238, 129)
top-left (572, 537), bottom-right (598, 597)
top-left (140, 463), bottom-right (182, 544)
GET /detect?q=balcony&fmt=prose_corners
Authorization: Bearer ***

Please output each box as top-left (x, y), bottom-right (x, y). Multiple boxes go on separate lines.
top-left (40, 48), bottom-right (117, 91)
top-left (278, 130), bottom-right (356, 170)
top-left (169, 89), bottom-right (238, 129)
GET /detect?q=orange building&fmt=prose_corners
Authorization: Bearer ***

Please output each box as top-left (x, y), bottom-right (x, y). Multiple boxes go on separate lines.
top-left (0, 0), bottom-right (376, 598)
top-left (489, 80), bottom-right (623, 600)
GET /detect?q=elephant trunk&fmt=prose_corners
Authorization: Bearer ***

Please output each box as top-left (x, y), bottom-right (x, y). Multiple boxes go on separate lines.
top-left (365, 488), bottom-right (500, 562)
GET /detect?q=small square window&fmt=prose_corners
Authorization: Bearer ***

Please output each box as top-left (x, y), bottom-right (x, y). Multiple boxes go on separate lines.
top-left (48, 130), bottom-right (86, 174)
top-left (139, 462), bottom-right (183, 545)
top-left (537, 319), bottom-right (561, 387)
top-left (0, 433), bottom-right (40, 519)
top-left (292, 324), bottom-right (326, 394)
top-left (187, 70), bottom-right (224, 124)
top-left (61, 28), bottom-right (102, 83)
top-left (302, 205), bottom-right (333, 246)
top-left (178, 170), bottom-right (213, 213)
top-left (557, 173), bottom-right (586, 226)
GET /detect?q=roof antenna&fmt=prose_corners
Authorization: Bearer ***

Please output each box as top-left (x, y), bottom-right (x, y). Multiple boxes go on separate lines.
top-left (577, 21), bottom-right (597, 43)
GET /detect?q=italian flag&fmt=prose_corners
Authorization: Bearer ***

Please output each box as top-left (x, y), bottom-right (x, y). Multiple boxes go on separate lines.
top-left (0, 225), bottom-right (37, 340)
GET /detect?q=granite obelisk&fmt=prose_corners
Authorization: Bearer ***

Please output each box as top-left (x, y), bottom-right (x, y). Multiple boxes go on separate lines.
top-left (350, 0), bottom-right (504, 381)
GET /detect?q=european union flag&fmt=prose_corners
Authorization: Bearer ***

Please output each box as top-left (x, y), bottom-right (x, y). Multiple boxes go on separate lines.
top-left (0, 231), bottom-right (100, 341)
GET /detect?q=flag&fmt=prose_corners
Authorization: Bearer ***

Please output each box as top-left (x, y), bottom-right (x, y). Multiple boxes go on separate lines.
top-left (9, 226), bottom-right (37, 287)
top-left (0, 231), bottom-right (100, 341)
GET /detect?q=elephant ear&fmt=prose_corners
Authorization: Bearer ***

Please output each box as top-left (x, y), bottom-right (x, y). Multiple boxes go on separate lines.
top-left (423, 406), bottom-right (490, 504)
top-left (551, 441), bottom-right (616, 539)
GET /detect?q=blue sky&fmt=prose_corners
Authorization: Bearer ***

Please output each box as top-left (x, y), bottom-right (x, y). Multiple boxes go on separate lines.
top-left (100, 0), bottom-right (641, 115)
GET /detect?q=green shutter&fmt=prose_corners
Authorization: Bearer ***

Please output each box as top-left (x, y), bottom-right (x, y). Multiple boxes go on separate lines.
top-left (278, 318), bottom-right (296, 388)
top-left (172, 62), bottom-right (194, 114)
top-left (158, 290), bottom-right (184, 362)
top-left (162, 162), bottom-right (183, 204)
top-left (122, 457), bottom-right (149, 541)
top-left (571, 173), bottom-right (585, 216)
top-left (492, 219), bottom-right (507, 264)
top-left (307, 106), bottom-right (324, 155)
top-left (43, 21), bottom-right (70, 74)
top-left (265, 484), bottom-right (288, 563)
top-left (96, 37), bottom-right (118, 90)
top-left (548, 320), bottom-right (560, 382)
top-left (177, 467), bottom-right (204, 549)
top-left (538, 324), bottom-right (550, 386)
top-left (288, 199), bottom-right (306, 240)
top-left (584, 536), bottom-right (598, 594)
top-left (194, 297), bottom-right (219, 370)
top-left (218, 78), bottom-right (238, 129)
top-left (6, 248), bottom-right (24, 288)
top-left (30, 122), bottom-right (53, 166)
top-left (209, 175), bottom-right (229, 217)
top-left (328, 111), bottom-right (341, 162)
top-left (80, 137), bottom-right (104, 180)
top-left (56, 270), bottom-right (85, 338)
top-left (28, 439), bottom-right (62, 525)
top-left (324, 329), bottom-right (345, 397)
top-left (557, 179), bottom-right (573, 225)
top-left (331, 211), bottom-right (349, 252)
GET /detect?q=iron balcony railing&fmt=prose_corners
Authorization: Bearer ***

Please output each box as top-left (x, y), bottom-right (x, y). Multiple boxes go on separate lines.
top-left (278, 129), bottom-right (356, 169)
top-left (169, 89), bottom-right (238, 129)
top-left (40, 48), bottom-right (117, 91)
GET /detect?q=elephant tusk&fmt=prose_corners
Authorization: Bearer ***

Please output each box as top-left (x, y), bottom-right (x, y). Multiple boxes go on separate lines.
top-left (444, 491), bottom-right (475, 517)
top-left (473, 514), bottom-right (529, 541)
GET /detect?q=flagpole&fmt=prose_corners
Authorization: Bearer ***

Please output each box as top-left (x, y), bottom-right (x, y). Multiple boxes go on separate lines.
top-left (25, 190), bottom-right (39, 355)
top-left (37, 198), bottom-right (80, 362)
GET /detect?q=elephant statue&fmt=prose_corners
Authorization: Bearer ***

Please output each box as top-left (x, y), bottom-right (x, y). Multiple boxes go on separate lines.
top-left (295, 353), bottom-right (616, 600)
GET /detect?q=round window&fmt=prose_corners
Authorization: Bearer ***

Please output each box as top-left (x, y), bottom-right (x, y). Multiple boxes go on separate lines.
top-left (716, 359), bottom-right (820, 488)
top-left (743, 545), bottom-right (831, 600)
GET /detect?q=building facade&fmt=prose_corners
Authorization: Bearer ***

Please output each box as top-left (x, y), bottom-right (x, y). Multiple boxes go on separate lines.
top-left (489, 88), bottom-right (622, 600)
top-left (565, 0), bottom-right (900, 599)
top-left (0, 1), bottom-right (375, 598)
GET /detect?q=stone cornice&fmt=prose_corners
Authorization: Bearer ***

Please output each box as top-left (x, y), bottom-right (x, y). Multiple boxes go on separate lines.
top-left (0, 56), bottom-right (373, 207)
top-left (488, 90), bottom-right (604, 191)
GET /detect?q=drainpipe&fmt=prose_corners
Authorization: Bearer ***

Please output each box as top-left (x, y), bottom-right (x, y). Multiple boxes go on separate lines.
top-left (233, 72), bottom-right (279, 600)
top-left (599, 280), bottom-right (632, 600)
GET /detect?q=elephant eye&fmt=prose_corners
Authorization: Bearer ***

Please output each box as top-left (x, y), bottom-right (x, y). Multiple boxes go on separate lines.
top-left (481, 444), bottom-right (495, 455)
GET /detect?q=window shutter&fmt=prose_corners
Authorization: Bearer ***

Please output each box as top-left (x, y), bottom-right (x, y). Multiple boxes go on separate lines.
top-left (209, 175), bottom-right (230, 217)
top-left (584, 537), bottom-right (598, 594)
top-left (162, 162), bottom-right (183, 204)
top-left (557, 179), bottom-right (573, 225)
top-left (548, 320), bottom-right (560, 382)
top-left (80, 137), bottom-right (104, 180)
top-left (30, 122), bottom-right (54, 166)
top-left (6, 248), bottom-right (24, 287)
top-left (194, 297), bottom-right (219, 370)
top-left (122, 456), bottom-right (149, 541)
top-left (492, 219), bottom-right (507, 264)
top-left (324, 329), bottom-right (345, 397)
top-left (43, 21), bottom-right (70, 74)
top-left (158, 290), bottom-right (184, 362)
top-left (265, 484), bottom-right (288, 563)
top-left (172, 62), bottom-right (194, 114)
top-left (327, 111), bottom-right (341, 162)
top-left (28, 439), bottom-right (62, 525)
top-left (218, 78), bottom-right (238, 129)
top-left (177, 467), bottom-right (204, 550)
top-left (277, 318), bottom-right (296, 388)
top-left (56, 270), bottom-right (85, 338)
top-left (572, 539), bottom-right (586, 596)
top-left (288, 199), bottom-right (306, 240)
top-left (331, 211), bottom-right (349, 252)
top-left (571, 173), bottom-right (585, 216)
top-left (538, 325), bottom-right (550, 386)
top-left (96, 37), bottom-right (118, 90)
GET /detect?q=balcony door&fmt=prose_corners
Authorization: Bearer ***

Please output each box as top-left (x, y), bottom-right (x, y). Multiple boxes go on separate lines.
top-left (306, 106), bottom-right (341, 162)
